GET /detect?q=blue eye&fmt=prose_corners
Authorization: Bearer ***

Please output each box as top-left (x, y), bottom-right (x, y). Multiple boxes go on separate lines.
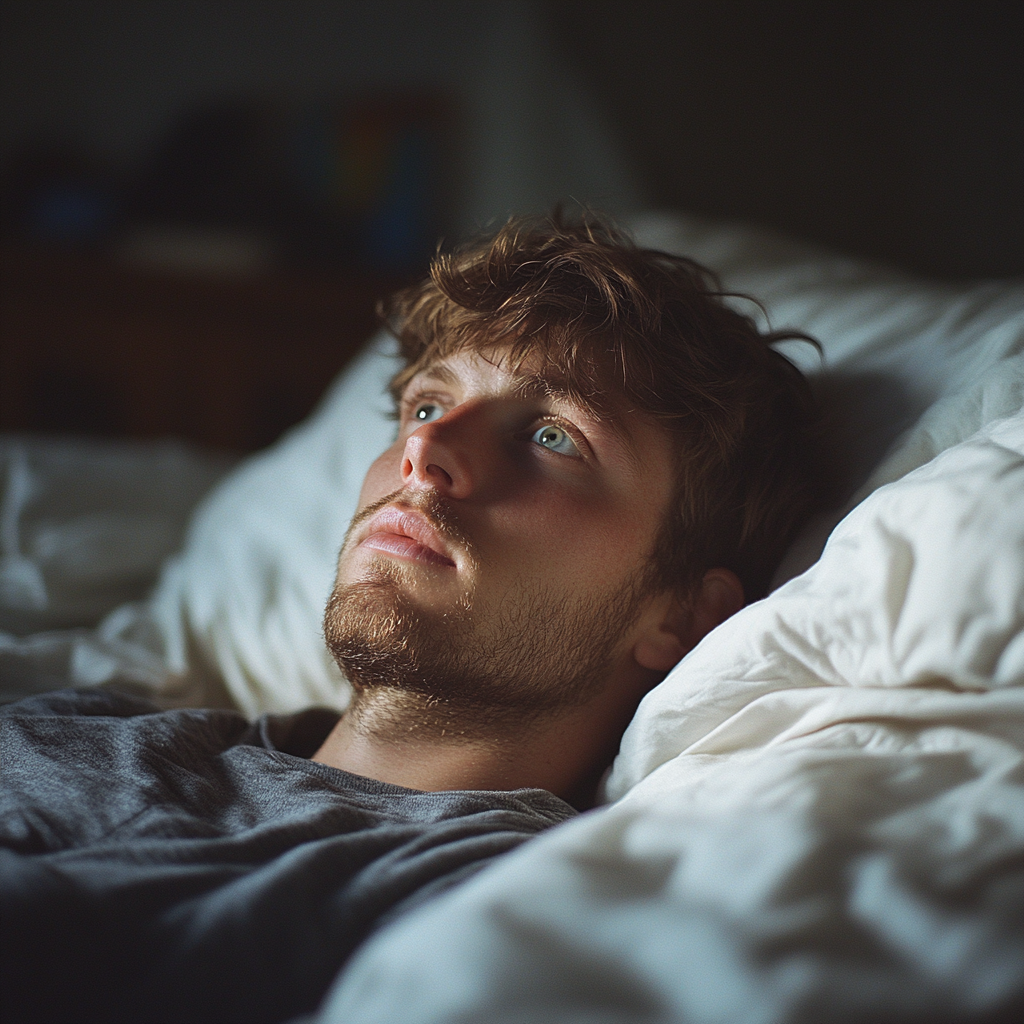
top-left (414, 403), bottom-right (443, 423)
top-left (532, 423), bottom-right (579, 456)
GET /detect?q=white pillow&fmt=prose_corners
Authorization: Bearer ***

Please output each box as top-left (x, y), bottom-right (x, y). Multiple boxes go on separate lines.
top-left (627, 212), bottom-right (1024, 583)
top-left (130, 212), bottom-right (1023, 717)
top-left (141, 334), bottom-right (400, 716)
top-left (607, 408), bottom-right (1024, 800)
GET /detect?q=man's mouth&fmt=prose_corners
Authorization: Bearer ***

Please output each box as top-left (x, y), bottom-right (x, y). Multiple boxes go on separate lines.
top-left (359, 507), bottom-right (457, 568)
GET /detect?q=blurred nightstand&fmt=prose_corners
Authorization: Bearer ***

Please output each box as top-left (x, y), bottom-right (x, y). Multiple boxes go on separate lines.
top-left (0, 246), bottom-right (410, 452)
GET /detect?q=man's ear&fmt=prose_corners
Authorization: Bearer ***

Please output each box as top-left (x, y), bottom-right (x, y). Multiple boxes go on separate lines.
top-left (633, 568), bottom-right (745, 673)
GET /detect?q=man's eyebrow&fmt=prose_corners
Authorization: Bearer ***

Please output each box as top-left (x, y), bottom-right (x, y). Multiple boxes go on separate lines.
top-left (510, 372), bottom-right (645, 463)
top-left (413, 362), bottom-right (591, 408)
top-left (411, 362), bottom-right (460, 388)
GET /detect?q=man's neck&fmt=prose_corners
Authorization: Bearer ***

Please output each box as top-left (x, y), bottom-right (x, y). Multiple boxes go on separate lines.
top-left (310, 679), bottom-right (648, 807)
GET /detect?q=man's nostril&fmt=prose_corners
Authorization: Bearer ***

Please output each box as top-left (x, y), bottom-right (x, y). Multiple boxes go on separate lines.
top-left (426, 464), bottom-right (454, 488)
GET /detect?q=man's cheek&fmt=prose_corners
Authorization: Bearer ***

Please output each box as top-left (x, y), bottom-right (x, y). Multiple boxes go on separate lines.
top-left (359, 449), bottom-right (401, 507)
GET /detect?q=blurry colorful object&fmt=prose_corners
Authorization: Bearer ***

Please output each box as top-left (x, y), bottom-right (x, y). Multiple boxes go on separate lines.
top-left (0, 145), bottom-right (118, 248)
top-left (123, 95), bottom-right (449, 273)
top-left (290, 96), bottom-right (445, 271)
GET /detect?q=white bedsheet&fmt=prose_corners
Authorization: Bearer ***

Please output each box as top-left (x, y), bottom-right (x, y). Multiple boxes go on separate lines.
top-left (0, 437), bottom-right (231, 705)
top-left (317, 412), bottom-right (1024, 1023)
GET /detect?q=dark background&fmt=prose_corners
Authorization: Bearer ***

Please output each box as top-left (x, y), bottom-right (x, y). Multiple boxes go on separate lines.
top-left (2, 0), bottom-right (1020, 279)
top-left (548, 0), bottom-right (1023, 279)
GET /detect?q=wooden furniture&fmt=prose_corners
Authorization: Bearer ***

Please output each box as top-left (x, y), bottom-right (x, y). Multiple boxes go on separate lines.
top-left (0, 247), bottom-right (407, 452)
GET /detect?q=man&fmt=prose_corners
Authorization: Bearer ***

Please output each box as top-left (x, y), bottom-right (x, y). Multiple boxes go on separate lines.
top-left (1, 213), bottom-right (827, 1024)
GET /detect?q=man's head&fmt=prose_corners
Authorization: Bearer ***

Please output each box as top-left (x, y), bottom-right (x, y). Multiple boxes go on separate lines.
top-left (324, 212), bottom-right (827, 737)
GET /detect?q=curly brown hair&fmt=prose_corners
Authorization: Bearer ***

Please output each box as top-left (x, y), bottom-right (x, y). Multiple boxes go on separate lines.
top-left (380, 211), bottom-right (830, 601)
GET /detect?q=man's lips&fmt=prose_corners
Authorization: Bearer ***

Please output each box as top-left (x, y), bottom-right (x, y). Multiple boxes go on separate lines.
top-left (358, 508), bottom-right (457, 568)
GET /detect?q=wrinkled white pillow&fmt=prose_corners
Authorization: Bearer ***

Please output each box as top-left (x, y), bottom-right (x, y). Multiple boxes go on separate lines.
top-left (628, 213), bottom-right (1024, 582)
top-left (133, 212), bottom-right (1023, 717)
top-left (607, 408), bottom-right (1024, 800)
top-left (142, 333), bottom-right (400, 716)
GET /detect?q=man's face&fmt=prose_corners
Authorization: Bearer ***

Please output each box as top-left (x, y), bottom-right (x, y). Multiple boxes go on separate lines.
top-left (324, 347), bottom-right (677, 724)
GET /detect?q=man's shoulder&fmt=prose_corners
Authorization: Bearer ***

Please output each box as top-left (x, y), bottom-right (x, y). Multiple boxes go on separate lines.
top-left (0, 686), bottom-right (255, 765)
top-left (0, 686), bottom-right (163, 720)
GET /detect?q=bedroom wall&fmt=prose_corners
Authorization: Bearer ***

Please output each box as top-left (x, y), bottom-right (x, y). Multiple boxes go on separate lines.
top-left (0, 0), bottom-right (640, 242)
top-left (543, 0), bottom-right (1023, 280)
top-left (0, 0), bottom-right (643, 447)
top-left (1, 0), bottom-right (1019, 449)
top-left (2, 0), bottom-right (1019, 278)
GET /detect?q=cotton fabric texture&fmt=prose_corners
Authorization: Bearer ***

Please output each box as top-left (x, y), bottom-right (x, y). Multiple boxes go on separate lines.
top-left (0, 688), bottom-right (575, 1024)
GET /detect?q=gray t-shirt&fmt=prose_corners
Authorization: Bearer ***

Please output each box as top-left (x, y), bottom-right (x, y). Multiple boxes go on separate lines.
top-left (0, 688), bottom-right (576, 1024)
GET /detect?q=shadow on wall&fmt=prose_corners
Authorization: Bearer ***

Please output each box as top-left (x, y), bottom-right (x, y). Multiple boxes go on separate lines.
top-left (7, 1), bottom-right (1015, 278)
top-left (544, 0), bottom-right (1024, 279)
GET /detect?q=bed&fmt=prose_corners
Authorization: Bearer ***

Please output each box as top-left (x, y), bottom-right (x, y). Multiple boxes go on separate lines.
top-left (2, 210), bottom-right (1022, 1023)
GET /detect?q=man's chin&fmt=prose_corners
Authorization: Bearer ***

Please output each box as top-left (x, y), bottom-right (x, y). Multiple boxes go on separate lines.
top-left (324, 575), bottom-right (447, 690)
top-left (326, 576), bottom-right (407, 648)
top-left (336, 551), bottom-right (463, 605)
top-left (323, 558), bottom-right (648, 727)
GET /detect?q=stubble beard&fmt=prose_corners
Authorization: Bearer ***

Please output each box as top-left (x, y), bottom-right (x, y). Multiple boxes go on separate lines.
top-left (323, 498), bottom-right (657, 742)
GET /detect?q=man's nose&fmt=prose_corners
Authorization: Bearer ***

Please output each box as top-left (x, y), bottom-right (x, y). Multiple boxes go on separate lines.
top-left (401, 405), bottom-right (481, 499)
